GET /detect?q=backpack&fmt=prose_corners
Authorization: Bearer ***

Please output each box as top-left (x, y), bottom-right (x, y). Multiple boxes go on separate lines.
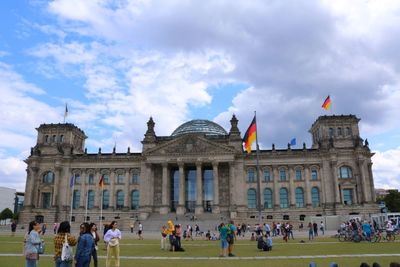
top-left (257, 238), bottom-right (265, 250)
top-left (61, 234), bottom-right (73, 261)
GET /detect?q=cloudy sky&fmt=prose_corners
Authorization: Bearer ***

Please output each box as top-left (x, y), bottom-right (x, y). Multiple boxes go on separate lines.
top-left (0, 0), bottom-right (399, 191)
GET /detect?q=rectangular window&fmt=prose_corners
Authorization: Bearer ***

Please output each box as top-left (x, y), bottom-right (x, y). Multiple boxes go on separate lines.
top-left (343, 189), bottom-right (353, 205)
top-left (117, 174), bottom-right (124, 184)
top-left (42, 193), bottom-right (51, 209)
top-left (279, 169), bottom-right (287, 181)
top-left (247, 169), bottom-right (255, 182)
top-left (295, 169), bottom-right (302, 180)
top-left (263, 169), bottom-right (271, 182)
top-left (88, 174), bottom-right (94, 185)
top-left (103, 174), bottom-right (109, 184)
top-left (131, 173), bottom-right (140, 184)
top-left (311, 170), bottom-right (318, 180)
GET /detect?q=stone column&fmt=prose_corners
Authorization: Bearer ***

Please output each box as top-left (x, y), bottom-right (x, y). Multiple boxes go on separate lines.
top-left (123, 169), bottom-right (130, 208)
top-left (229, 162), bottom-right (235, 211)
top-left (24, 167), bottom-right (36, 208)
top-left (212, 161), bottom-right (220, 214)
top-left (358, 159), bottom-right (369, 203)
top-left (80, 170), bottom-right (87, 208)
top-left (272, 166), bottom-right (280, 209)
top-left (109, 169), bottom-right (115, 209)
top-left (177, 162), bottom-right (186, 215)
top-left (304, 166), bottom-right (312, 207)
top-left (289, 167), bottom-right (296, 208)
top-left (94, 169), bottom-right (101, 209)
top-left (52, 166), bottom-right (62, 207)
top-left (195, 161), bottom-right (203, 215)
top-left (160, 163), bottom-right (169, 214)
top-left (330, 162), bottom-right (340, 204)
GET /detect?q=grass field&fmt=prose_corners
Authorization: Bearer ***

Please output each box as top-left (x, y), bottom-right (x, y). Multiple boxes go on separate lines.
top-left (1, 234), bottom-right (399, 267)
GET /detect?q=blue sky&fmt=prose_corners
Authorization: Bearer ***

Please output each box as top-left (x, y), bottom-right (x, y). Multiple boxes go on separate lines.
top-left (0, 0), bottom-right (399, 191)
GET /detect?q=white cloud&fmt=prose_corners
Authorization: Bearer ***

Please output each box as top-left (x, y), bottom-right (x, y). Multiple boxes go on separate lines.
top-left (372, 147), bottom-right (400, 189)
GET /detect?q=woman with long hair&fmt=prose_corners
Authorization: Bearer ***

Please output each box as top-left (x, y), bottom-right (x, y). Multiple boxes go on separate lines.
top-left (104, 221), bottom-right (121, 267)
top-left (75, 222), bottom-right (94, 267)
top-left (54, 221), bottom-right (77, 267)
top-left (24, 221), bottom-right (42, 267)
top-left (89, 223), bottom-right (100, 267)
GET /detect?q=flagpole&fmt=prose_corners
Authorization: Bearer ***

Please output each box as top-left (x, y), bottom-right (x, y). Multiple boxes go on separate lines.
top-left (69, 175), bottom-right (75, 224)
top-left (84, 185), bottom-right (89, 222)
top-left (254, 111), bottom-right (262, 225)
top-left (100, 186), bottom-right (103, 234)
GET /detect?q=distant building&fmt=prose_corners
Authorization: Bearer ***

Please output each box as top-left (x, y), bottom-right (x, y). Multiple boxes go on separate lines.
top-left (0, 186), bottom-right (17, 213)
top-left (375, 188), bottom-right (398, 199)
top-left (14, 192), bottom-right (24, 214)
top-left (19, 114), bottom-right (379, 227)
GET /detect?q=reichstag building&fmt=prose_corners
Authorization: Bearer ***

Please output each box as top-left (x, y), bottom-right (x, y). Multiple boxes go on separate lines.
top-left (20, 114), bottom-right (378, 226)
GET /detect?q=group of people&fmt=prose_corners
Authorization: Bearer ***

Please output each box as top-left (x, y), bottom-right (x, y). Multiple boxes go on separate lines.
top-left (23, 220), bottom-right (122, 267)
top-left (308, 221), bottom-right (325, 240)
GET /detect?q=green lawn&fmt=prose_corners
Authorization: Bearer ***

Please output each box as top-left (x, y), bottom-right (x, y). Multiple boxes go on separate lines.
top-left (1, 234), bottom-right (399, 267)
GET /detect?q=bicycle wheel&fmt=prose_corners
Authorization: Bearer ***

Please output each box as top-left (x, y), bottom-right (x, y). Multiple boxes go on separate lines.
top-left (338, 234), bottom-right (347, 242)
top-left (371, 234), bottom-right (381, 243)
top-left (353, 235), bottom-right (361, 243)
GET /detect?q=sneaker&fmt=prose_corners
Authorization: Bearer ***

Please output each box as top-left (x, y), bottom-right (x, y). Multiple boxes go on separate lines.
top-left (228, 253), bottom-right (235, 257)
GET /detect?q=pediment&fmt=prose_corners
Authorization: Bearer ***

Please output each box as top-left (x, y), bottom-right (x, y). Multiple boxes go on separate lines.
top-left (144, 135), bottom-right (237, 156)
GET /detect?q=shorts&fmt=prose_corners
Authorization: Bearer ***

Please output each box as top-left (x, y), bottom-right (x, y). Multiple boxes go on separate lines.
top-left (227, 235), bottom-right (234, 245)
top-left (138, 230), bottom-right (142, 235)
top-left (220, 239), bottom-right (228, 249)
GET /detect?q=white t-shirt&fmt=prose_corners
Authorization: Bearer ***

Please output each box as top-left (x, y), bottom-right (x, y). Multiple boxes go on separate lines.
top-left (139, 224), bottom-right (143, 231)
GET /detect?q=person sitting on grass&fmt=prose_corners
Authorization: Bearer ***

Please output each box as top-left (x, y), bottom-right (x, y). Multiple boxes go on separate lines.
top-left (257, 233), bottom-right (272, 251)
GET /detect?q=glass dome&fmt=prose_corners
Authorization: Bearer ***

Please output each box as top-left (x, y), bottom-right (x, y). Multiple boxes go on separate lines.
top-left (171, 119), bottom-right (228, 137)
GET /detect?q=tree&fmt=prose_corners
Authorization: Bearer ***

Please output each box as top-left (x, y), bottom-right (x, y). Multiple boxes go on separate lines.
top-left (0, 208), bottom-right (14, 225)
top-left (382, 190), bottom-right (400, 212)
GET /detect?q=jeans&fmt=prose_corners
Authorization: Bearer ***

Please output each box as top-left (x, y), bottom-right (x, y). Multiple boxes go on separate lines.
top-left (92, 248), bottom-right (98, 267)
top-left (75, 256), bottom-right (91, 267)
top-left (55, 257), bottom-right (73, 267)
top-left (26, 259), bottom-right (37, 267)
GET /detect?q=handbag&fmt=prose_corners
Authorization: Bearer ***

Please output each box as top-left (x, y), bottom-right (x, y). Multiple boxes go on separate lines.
top-left (108, 238), bottom-right (119, 247)
top-left (61, 234), bottom-right (73, 261)
top-left (26, 252), bottom-right (38, 260)
top-left (37, 241), bottom-right (45, 254)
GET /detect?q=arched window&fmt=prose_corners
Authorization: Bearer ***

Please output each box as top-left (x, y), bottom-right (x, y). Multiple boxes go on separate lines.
top-left (52, 135), bottom-right (56, 142)
top-left (59, 135), bottom-right (64, 143)
top-left (73, 190), bottom-right (80, 209)
top-left (346, 127), bottom-right (352, 136)
top-left (311, 169), bottom-right (318, 180)
top-left (131, 171), bottom-right (140, 184)
top-left (295, 187), bottom-right (304, 208)
top-left (263, 169), bottom-right (271, 182)
top-left (43, 171), bottom-right (55, 184)
top-left (279, 169), bottom-right (287, 181)
top-left (87, 190), bottom-right (95, 209)
top-left (87, 174), bottom-right (94, 185)
top-left (329, 128), bottom-right (334, 138)
top-left (131, 190), bottom-right (139, 210)
top-left (116, 191), bottom-right (124, 209)
top-left (280, 188), bottom-right (288, 208)
top-left (247, 169), bottom-right (255, 182)
top-left (44, 135), bottom-right (49, 143)
top-left (263, 188), bottom-right (273, 209)
top-left (338, 166), bottom-right (353, 179)
top-left (295, 169), bottom-right (302, 180)
top-left (247, 189), bottom-right (257, 209)
top-left (283, 215), bottom-right (290, 220)
top-left (102, 190), bottom-right (109, 209)
top-left (337, 127), bottom-right (342, 136)
top-left (116, 173), bottom-right (124, 184)
top-left (311, 187), bottom-right (320, 207)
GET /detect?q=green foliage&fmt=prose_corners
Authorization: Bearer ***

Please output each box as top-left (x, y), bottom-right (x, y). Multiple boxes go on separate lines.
top-left (383, 190), bottom-right (400, 212)
top-left (0, 208), bottom-right (13, 220)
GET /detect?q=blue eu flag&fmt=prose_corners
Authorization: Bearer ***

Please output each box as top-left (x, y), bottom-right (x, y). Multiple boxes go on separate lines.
top-left (290, 138), bottom-right (296, 146)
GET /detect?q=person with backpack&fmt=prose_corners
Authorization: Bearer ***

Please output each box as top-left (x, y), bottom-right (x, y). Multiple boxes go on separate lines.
top-left (75, 222), bottom-right (95, 267)
top-left (226, 220), bottom-right (237, 257)
top-left (54, 221), bottom-right (77, 267)
top-left (218, 223), bottom-right (229, 257)
top-left (24, 221), bottom-right (42, 267)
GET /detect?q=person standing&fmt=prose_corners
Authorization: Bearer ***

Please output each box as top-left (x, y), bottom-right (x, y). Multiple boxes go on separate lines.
top-left (308, 222), bottom-right (314, 241)
top-left (75, 222), bottom-right (95, 267)
top-left (362, 221), bottom-right (372, 242)
top-left (11, 221), bottom-right (17, 237)
top-left (166, 220), bottom-right (175, 251)
top-left (130, 223), bottom-right (134, 234)
top-left (161, 225), bottom-right (169, 250)
top-left (218, 223), bottom-right (229, 257)
top-left (138, 222), bottom-right (143, 240)
top-left (89, 223), bottom-right (100, 267)
top-left (24, 221), bottom-right (42, 267)
top-left (313, 222), bottom-right (318, 237)
top-left (227, 220), bottom-right (237, 257)
top-left (104, 221), bottom-right (122, 267)
top-left (54, 221), bottom-right (78, 267)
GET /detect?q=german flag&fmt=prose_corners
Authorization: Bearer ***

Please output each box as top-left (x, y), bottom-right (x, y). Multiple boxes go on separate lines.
top-left (99, 175), bottom-right (104, 188)
top-left (243, 116), bottom-right (257, 154)
top-left (322, 95), bottom-right (331, 110)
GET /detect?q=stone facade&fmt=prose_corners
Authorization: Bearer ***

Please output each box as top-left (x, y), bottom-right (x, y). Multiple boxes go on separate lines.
top-left (19, 115), bottom-right (379, 226)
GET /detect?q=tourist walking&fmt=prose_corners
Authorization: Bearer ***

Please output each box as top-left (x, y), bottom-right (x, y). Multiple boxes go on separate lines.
top-left (138, 222), bottom-right (143, 240)
top-left (104, 221), bottom-right (122, 267)
top-left (227, 220), bottom-right (237, 257)
top-left (24, 221), bottom-right (42, 267)
top-left (75, 222), bottom-right (95, 267)
top-left (89, 223), bottom-right (100, 267)
top-left (54, 221), bottom-right (77, 267)
top-left (11, 221), bottom-right (17, 237)
top-left (320, 221), bottom-right (325, 235)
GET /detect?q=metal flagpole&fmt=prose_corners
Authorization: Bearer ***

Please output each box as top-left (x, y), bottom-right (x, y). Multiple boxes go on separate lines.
top-left (254, 111), bottom-right (262, 225)
top-left (69, 174), bottom-right (75, 224)
top-left (84, 185), bottom-right (89, 222)
top-left (100, 186), bottom-right (103, 234)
